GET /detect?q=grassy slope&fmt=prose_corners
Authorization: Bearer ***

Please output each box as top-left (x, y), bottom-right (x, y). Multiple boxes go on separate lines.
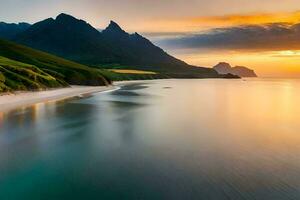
top-left (109, 69), bottom-right (157, 75)
top-left (0, 56), bottom-right (67, 92)
top-left (90, 63), bottom-right (168, 81)
top-left (103, 69), bottom-right (170, 81)
top-left (0, 39), bottom-right (110, 89)
top-left (99, 68), bottom-right (168, 81)
top-left (0, 55), bottom-right (165, 92)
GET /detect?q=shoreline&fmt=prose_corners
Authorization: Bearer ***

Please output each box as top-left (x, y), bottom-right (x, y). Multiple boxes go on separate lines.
top-left (0, 85), bottom-right (116, 113)
top-left (0, 79), bottom-right (162, 113)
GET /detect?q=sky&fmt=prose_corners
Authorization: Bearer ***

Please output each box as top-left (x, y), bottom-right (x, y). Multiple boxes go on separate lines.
top-left (1, 0), bottom-right (300, 77)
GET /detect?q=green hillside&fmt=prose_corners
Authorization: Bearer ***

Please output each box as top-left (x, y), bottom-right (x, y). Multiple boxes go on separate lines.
top-left (0, 56), bottom-right (68, 92)
top-left (0, 39), bottom-right (111, 92)
top-left (98, 69), bottom-right (168, 81)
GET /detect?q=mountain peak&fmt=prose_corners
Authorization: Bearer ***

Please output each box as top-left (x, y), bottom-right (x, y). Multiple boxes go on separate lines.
top-left (108, 21), bottom-right (121, 29)
top-left (56, 13), bottom-right (78, 22)
top-left (218, 62), bottom-right (231, 66)
top-left (214, 62), bottom-right (232, 70)
top-left (103, 20), bottom-right (126, 35)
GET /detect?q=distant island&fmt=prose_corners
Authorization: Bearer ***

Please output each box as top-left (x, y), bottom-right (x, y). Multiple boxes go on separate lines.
top-left (213, 62), bottom-right (257, 77)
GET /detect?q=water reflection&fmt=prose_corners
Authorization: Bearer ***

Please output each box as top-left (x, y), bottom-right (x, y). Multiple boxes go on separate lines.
top-left (0, 112), bottom-right (3, 126)
top-left (0, 79), bottom-right (300, 200)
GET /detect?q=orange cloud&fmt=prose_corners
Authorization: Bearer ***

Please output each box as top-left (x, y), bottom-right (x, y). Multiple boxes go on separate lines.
top-left (141, 11), bottom-right (300, 33)
top-left (189, 11), bottom-right (300, 27)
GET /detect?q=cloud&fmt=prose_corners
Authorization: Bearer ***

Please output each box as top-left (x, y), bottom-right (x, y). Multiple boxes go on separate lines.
top-left (156, 22), bottom-right (300, 52)
top-left (271, 50), bottom-right (300, 57)
top-left (140, 11), bottom-right (300, 33)
top-left (188, 11), bottom-right (300, 27)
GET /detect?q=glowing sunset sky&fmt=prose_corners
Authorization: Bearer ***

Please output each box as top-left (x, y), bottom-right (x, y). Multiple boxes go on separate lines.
top-left (1, 0), bottom-right (300, 77)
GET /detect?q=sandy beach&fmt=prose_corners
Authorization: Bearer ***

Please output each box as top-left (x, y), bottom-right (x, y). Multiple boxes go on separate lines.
top-left (0, 85), bottom-right (116, 113)
top-left (0, 80), bottom-right (155, 113)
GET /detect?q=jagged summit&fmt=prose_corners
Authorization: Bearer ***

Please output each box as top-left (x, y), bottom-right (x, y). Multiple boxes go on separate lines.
top-left (103, 20), bottom-right (127, 35)
top-left (108, 20), bottom-right (121, 29)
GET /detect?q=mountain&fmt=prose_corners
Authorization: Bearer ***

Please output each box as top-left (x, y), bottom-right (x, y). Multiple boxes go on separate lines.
top-left (12, 13), bottom-right (220, 78)
top-left (231, 66), bottom-right (257, 77)
top-left (0, 39), bottom-right (110, 92)
top-left (213, 62), bottom-right (257, 77)
top-left (213, 62), bottom-right (232, 74)
top-left (0, 22), bottom-right (30, 40)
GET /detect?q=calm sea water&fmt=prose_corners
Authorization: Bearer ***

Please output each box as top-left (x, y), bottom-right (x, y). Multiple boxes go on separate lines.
top-left (0, 79), bottom-right (300, 200)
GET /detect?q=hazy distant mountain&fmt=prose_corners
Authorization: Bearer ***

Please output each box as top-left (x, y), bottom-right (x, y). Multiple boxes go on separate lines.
top-left (213, 62), bottom-right (232, 74)
top-left (11, 13), bottom-right (220, 78)
top-left (213, 62), bottom-right (257, 77)
top-left (231, 66), bottom-right (257, 77)
top-left (0, 22), bottom-right (30, 40)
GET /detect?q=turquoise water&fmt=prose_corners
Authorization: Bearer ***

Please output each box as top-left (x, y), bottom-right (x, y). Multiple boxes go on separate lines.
top-left (0, 79), bottom-right (300, 199)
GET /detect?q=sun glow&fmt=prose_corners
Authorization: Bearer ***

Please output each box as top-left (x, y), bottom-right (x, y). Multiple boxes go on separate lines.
top-left (278, 50), bottom-right (300, 57)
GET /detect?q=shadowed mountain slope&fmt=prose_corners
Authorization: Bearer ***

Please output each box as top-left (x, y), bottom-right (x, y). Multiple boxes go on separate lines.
top-left (0, 22), bottom-right (30, 40)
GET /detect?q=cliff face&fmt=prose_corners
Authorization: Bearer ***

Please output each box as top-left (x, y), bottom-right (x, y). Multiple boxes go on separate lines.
top-left (213, 62), bottom-right (257, 77)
